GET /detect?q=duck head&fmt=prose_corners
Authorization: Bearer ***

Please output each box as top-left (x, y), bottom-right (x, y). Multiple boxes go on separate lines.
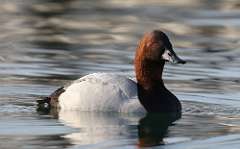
top-left (134, 30), bottom-right (186, 89)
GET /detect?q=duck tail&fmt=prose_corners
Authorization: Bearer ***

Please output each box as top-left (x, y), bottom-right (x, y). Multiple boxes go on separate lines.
top-left (36, 96), bottom-right (51, 105)
top-left (36, 86), bottom-right (65, 110)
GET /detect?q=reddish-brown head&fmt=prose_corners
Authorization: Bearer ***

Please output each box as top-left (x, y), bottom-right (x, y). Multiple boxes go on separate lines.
top-left (134, 30), bottom-right (185, 89)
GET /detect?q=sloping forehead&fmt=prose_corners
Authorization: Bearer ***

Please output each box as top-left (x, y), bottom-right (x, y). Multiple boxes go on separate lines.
top-left (150, 30), bottom-right (173, 49)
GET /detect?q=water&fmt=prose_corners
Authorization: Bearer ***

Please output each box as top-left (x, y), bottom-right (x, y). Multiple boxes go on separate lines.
top-left (0, 0), bottom-right (240, 148)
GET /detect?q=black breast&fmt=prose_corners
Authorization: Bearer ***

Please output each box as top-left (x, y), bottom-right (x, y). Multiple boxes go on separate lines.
top-left (137, 84), bottom-right (181, 114)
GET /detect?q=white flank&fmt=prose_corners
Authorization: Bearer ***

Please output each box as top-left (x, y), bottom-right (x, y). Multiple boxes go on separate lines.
top-left (58, 73), bottom-right (145, 113)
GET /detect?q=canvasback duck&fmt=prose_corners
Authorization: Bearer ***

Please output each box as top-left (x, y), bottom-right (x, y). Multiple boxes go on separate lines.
top-left (38, 30), bottom-right (186, 113)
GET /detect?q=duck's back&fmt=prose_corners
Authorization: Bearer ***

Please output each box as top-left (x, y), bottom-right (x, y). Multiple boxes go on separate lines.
top-left (59, 73), bottom-right (144, 112)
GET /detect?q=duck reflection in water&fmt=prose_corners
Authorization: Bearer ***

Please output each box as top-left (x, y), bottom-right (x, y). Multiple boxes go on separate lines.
top-left (138, 112), bottom-right (181, 147)
top-left (37, 108), bottom-right (180, 147)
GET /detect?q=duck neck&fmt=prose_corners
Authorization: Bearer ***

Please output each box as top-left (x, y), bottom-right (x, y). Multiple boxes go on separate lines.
top-left (135, 59), bottom-right (166, 90)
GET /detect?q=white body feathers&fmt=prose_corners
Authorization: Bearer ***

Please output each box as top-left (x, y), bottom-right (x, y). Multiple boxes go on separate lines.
top-left (58, 73), bottom-right (145, 113)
